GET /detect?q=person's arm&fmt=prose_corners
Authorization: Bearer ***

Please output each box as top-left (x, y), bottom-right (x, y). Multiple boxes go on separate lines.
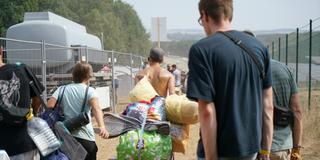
top-left (198, 100), bottom-right (218, 160)
top-left (89, 97), bottom-right (109, 139)
top-left (47, 87), bottom-right (61, 109)
top-left (290, 93), bottom-right (302, 146)
top-left (261, 87), bottom-right (274, 156)
top-left (168, 74), bottom-right (175, 95)
top-left (47, 97), bottom-right (57, 109)
top-left (290, 93), bottom-right (302, 159)
top-left (31, 97), bottom-right (41, 114)
top-left (134, 73), bottom-right (144, 85)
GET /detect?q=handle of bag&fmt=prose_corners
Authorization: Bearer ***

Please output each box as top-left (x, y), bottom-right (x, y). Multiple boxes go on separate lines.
top-left (52, 85), bottom-right (67, 111)
top-left (137, 108), bottom-right (148, 160)
top-left (31, 81), bottom-right (88, 113)
top-left (81, 85), bottom-right (89, 112)
top-left (52, 84), bottom-right (86, 112)
top-left (219, 31), bottom-right (266, 79)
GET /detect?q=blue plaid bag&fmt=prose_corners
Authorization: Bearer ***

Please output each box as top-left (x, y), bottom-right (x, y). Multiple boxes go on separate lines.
top-left (46, 150), bottom-right (69, 160)
top-left (39, 86), bottom-right (66, 128)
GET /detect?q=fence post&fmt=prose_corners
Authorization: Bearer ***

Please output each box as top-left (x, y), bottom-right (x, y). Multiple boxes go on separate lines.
top-left (41, 40), bottom-right (47, 101)
top-left (130, 53), bottom-right (133, 90)
top-left (278, 37), bottom-right (281, 61)
top-left (272, 41), bottom-right (274, 59)
top-left (140, 56), bottom-right (143, 70)
top-left (308, 19), bottom-right (312, 110)
top-left (296, 28), bottom-right (299, 84)
top-left (85, 46), bottom-right (89, 63)
top-left (285, 34), bottom-right (288, 65)
top-left (111, 50), bottom-right (116, 113)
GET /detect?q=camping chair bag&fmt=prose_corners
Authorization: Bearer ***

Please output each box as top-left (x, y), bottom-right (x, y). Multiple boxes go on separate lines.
top-left (117, 130), bottom-right (172, 160)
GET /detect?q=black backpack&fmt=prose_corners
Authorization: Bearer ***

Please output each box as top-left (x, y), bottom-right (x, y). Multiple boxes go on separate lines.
top-left (0, 64), bottom-right (31, 126)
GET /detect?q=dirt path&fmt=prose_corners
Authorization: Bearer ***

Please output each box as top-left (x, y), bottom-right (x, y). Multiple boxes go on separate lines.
top-left (94, 89), bottom-right (320, 160)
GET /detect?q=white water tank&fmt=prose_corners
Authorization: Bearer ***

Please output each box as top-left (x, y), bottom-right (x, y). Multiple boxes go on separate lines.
top-left (6, 12), bottom-right (102, 73)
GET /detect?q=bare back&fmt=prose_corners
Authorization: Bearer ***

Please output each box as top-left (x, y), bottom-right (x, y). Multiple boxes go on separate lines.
top-left (135, 65), bottom-right (175, 97)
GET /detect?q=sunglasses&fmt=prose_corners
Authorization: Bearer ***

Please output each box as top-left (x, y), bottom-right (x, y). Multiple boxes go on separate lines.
top-left (198, 16), bottom-right (203, 26)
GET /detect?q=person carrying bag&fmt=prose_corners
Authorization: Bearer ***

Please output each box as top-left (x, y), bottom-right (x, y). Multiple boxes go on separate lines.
top-left (63, 85), bottom-right (90, 132)
top-left (47, 62), bottom-right (108, 160)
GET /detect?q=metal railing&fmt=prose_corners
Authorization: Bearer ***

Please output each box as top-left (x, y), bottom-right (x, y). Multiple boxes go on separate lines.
top-left (0, 37), bottom-right (147, 113)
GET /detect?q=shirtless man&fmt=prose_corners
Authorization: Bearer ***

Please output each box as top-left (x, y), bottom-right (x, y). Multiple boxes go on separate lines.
top-left (134, 47), bottom-right (175, 97)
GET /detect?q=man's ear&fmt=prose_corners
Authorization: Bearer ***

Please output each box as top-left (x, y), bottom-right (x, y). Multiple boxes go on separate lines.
top-left (203, 13), bottom-right (210, 24)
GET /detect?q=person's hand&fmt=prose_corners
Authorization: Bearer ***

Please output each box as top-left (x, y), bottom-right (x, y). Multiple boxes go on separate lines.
top-left (99, 127), bottom-right (109, 139)
top-left (257, 154), bottom-right (270, 160)
top-left (257, 150), bottom-right (270, 160)
top-left (291, 147), bottom-right (302, 160)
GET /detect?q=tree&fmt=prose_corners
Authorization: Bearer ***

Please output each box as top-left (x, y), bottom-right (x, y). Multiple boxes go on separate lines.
top-left (0, 0), bottom-right (39, 36)
top-left (0, 0), bottom-right (151, 56)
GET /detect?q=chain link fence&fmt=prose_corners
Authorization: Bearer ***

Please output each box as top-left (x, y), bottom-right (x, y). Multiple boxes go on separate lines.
top-left (265, 17), bottom-right (320, 109)
top-left (0, 37), bottom-right (147, 113)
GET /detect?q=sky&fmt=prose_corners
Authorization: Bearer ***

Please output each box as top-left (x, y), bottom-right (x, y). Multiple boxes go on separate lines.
top-left (121, 0), bottom-right (320, 31)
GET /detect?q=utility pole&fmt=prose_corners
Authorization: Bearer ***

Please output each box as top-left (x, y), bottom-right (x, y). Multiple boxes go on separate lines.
top-left (157, 17), bottom-right (161, 48)
top-left (101, 32), bottom-right (104, 50)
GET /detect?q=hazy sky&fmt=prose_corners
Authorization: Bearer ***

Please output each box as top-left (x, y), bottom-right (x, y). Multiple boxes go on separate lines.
top-left (121, 0), bottom-right (320, 31)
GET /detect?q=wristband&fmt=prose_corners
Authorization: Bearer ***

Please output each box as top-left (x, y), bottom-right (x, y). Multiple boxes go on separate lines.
top-left (259, 149), bottom-right (270, 155)
top-left (293, 145), bottom-right (303, 149)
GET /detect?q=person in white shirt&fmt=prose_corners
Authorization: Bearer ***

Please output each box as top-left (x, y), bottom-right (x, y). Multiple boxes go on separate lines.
top-left (171, 64), bottom-right (182, 94)
top-left (171, 64), bottom-right (181, 87)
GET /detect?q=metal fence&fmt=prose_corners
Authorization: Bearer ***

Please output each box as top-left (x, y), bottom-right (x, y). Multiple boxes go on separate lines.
top-left (264, 17), bottom-right (320, 110)
top-left (0, 37), bottom-right (147, 113)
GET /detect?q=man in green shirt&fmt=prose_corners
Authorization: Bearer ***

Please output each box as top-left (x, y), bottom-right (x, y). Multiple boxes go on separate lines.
top-left (270, 60), bottom-right (302, 160)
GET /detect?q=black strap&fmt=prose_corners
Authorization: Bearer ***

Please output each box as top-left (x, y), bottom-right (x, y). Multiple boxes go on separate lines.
top-left (22, 65), bottom-right (47, 109)
top-left (54, 85), bottom-right (66, 109)
top-left (29, 81), bottom-right (47, 108)
top-left (23, 64), bottom-right (45, 93)
top-left (219, 31), bottom-right (266, 79)
top-left (81, 85), bottom-right (89, 112)
top-left (56, 84), bottom-right (88, 112)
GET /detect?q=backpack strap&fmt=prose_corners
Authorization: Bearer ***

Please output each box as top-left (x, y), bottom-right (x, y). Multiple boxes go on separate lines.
top-left (19, 63), bottom-right (47, 110)
top-left (29, 81), bottom-right (47, 109)
top-left (218, 31), bottom-right (266, 80)
top-left (53, 85), bottom-right (67, 110)
top-left (81, 85), bottom-right (89, 112)
top-left (23, 64), bottom-right (45, 94)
